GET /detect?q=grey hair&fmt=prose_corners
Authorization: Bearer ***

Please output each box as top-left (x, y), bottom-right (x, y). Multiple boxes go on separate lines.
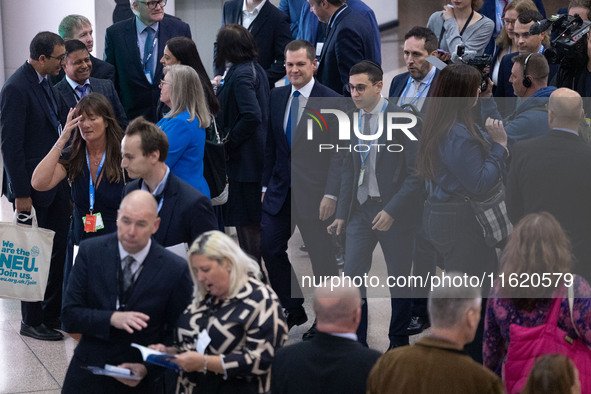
top-left (163, 64), bottom-right (211, 128)
top-left (428, 272), bottom-right (482, 329)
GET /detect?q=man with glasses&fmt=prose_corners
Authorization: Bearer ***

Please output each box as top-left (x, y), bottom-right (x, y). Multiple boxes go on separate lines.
top-left (0, 31), bottom-right (71, 341)
top-left (104, 0), bottom-right (191, 122)
top-left (327, 61), bottom-right (423, 349)
top-left (494, 9), bottom-right (557, 108)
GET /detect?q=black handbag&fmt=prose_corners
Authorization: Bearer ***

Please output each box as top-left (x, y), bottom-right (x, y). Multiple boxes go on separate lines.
top-left (203, 116), bottom-right (228, 203)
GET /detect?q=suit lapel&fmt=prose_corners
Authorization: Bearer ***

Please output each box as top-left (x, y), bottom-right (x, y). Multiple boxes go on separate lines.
top-left (104, 235), bottom-right (122, 308)
top-left (156, 175), bottom-right (176, 243)
top-left (126, 242), bottom-right (163, 306)
top-left (249, 1), bottom-right (270, 37)
top-left (276, 87), bottom-right (292, 149)
top-left (124, 18), bottom-right (143, 73)
top-left (25, 63), bottom-right (58, 132)
top-left (56, 81), bottom-right (77, 111)
top-left (319, 7), bottom-right (349, 63)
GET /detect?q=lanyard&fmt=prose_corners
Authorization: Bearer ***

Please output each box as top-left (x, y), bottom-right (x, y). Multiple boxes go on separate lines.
top-left (358, 100), bottom-right (388, 166)
top-left (400, 76), bottom-right (432, 106)
top-left (144, 34), bottom-right (157, 69)
top-left (86, 149), bottom-right (106, 214)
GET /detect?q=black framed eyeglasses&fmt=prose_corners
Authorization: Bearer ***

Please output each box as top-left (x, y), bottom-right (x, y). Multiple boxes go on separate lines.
top-left (344, 82), bottom-right (376, 94)
top-left (47, 54), bottom-right (66, 63)
top-left (136, 0), bottom-right (167, 10)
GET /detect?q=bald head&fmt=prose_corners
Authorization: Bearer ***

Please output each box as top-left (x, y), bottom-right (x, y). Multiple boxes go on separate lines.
top-left (117, 190), bottom-right (161, 254)
top-left (548, 88), bottom-right (584, 131)
top-left (313, 285), bottom-right (361, 333)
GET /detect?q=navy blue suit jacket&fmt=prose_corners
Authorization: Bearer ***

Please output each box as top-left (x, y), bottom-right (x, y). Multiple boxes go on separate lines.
top-left (279, 0), bottom-right (307, 38)
top-left (317, 6), bottom-right (381, 95)
top-left (388, 69), bottom-right (440, 101)
top-left (123, 173), bottom-right (217, 247)
top-left (54, 77), bottom-right (128, 129)
top-left (219, 0), bottom-right (291, 86)
top-left (104, 14), bottom-right (191, 122)
top-left (335, 100), bottom-right (423, 230)
top-left (262, 79), bottom-right (341, 220)
top-left (216, 61), bottom-right (270, 183)
top-left (62, 233), bottom-right (192, 392)
top-left (271, 332), bottom-right (381, 394)
top-left (90, 54), bottom-right (116, 81)
top-left (0, 62), bottom-right (63, 205)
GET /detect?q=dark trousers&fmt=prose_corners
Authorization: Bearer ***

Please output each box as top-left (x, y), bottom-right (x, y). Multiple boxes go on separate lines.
top-left (261, 194), bottom-right (337, 311)
top-left (410, 226), bottom-right (439, 318)
top-left (423, 197), bottom-right (498, 362)
top-left (20, 183), bottom-right (70, 326)
top-left (343, 199), bottom-right (415, 347)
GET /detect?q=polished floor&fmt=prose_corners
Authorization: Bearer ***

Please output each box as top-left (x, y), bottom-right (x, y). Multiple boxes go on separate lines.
top-left (0, 25), bottom-right (421, 394)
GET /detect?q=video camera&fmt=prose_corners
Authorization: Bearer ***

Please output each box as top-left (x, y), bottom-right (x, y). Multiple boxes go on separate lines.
top-left (455, 46), bottom-right (492, 91)
top-left (530, 13), bottom-right (591, 69)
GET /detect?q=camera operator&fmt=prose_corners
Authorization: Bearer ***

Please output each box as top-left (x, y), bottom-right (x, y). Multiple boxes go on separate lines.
top-left (481, 53), bottom-right (555, 147)
top-left (552, 1), bottom-right (591, 107)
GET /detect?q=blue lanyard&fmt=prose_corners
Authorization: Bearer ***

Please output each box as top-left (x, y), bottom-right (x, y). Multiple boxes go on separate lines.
top-left (400, 76), bottom-right (432, 106)
top-left (358, 100), bottom-right (388, 166)
top-left (144, 35), bottom-right (157, 69)
top-left (86, 149), bottom-right (106, 213)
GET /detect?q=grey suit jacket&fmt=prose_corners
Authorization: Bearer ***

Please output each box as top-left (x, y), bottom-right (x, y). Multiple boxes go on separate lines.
top-left (54, 76), bottom-right (128, 129)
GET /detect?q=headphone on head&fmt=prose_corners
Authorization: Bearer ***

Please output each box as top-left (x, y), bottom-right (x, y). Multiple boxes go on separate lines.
top-left (522, 53), bottom-right (533, 88)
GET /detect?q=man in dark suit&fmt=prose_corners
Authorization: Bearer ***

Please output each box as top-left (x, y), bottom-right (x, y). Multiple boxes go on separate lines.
top-left (389, 26), bottom-right (441, 337)
top-left (328, 61), bottom-right (423, 348)
top-left (121, 117), bottom-right (217, 249)
top-left (308, 0), bottom-right (381, 95)
top-left (57, 14), bottom-right (115, 82)
top-left (216, 0), bottom-right (292, 86)
top-left (62, 190), bottom-right (193, 393)
top-left (0, 32), bottom-right (70, 341)
top-left (261, 40), bottom-right (341, 332)
top-left (104, 0), bottom-right (191, 122)
top-left (506, 88), bottom-right (591, 282)
top-left (389, 26), bottom-right (439, 110)
top-left (55, 40), bottom-right (128, 129)
top-left (271, 285), bottom-right (381, 394)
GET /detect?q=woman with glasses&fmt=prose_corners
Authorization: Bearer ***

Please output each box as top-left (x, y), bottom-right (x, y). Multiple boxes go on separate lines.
top-left (149, 230), bottom-right (287, 394)
top-left (416, 63), bottom-right (509, 362)
top-left (214, 24), bottom-right (270, 263)
top-left (427, 0), bottom-right (494, 58)
top-left (156, 64), bottom-right (211, 198)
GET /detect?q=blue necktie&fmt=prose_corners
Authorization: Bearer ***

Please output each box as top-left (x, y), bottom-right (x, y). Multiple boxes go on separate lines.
top-left (143, 27), bottom-right (154, 81)
top-left (286, 91), bottom-right (300, 148)
top-left (76, 84), bottom-right (89, 98)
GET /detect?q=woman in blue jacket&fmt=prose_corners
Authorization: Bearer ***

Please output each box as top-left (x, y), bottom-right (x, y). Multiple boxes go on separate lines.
top-left (157, 64), bottom-right (211, 198)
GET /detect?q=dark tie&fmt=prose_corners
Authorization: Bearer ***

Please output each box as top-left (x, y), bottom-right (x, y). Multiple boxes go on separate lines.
top-left (143, 27), bottom-right (154, 79)
top-left (40, 78), bottom-right (58, 116)
top-left (122, 255), bottom-right (135, 294)
top-left (75, 84), bottom-right (88, 98)
top-left (286, 91), bottom-right (301, 148)
top-left (357, 113), bottom-right (373, 205)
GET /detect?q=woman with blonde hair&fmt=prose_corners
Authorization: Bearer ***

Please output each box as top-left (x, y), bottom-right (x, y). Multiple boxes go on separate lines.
top-left (150, 230), bottom-right (287, 394)
top-left (157, 64), bottom-right (211, 197)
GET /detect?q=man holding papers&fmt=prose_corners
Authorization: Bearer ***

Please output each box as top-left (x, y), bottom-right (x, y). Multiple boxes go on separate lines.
top-left (61, 190), bottom-right (193, 393)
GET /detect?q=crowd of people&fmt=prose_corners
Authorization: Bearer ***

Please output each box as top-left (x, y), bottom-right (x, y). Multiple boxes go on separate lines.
top-left (1, 0), bottom-right (591, 392)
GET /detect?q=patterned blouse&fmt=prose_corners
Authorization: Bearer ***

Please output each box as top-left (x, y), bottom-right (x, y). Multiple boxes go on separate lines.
top-left (484, 275), bottom-right (591, 375)
top-left (174, 277), bottom-right (288, 394)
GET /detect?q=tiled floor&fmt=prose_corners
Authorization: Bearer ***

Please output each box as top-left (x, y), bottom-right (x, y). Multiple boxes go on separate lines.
top-left (0, 26), bottom-right (429, 393)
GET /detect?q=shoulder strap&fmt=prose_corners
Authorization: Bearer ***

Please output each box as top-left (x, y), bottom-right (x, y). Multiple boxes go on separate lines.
top-left (568, 284), bottom-right (582, 338)
top-left (546, 287), bottom-right (565, 326)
